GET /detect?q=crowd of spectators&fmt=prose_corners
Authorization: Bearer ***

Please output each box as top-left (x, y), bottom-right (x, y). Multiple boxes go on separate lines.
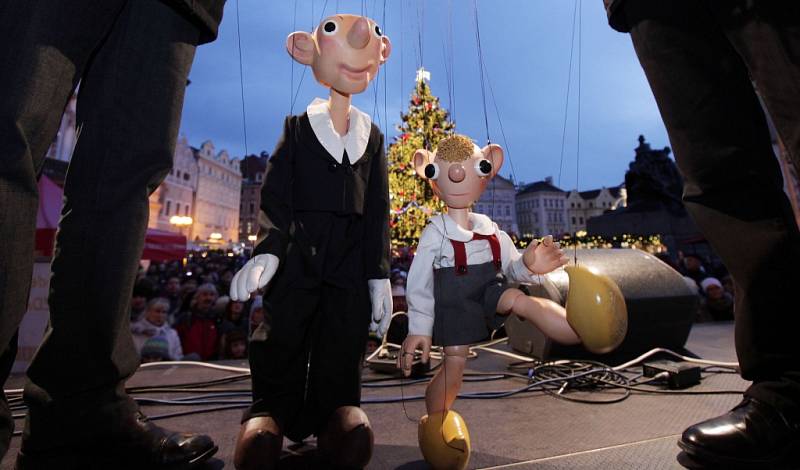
top-left (129, 252), bottom-right (253, 363)
top-left (131, 250), bottom-right (394, 365)
top-left (129, 246), bottom-right (732, 365)
top-left (657, 251), bottom-right (734, 322)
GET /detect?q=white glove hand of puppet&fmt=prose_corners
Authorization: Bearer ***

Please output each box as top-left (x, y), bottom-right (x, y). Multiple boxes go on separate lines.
top-left (230, 254), bottom-right (280, 301)
top-left (368, 278), bottom-right (393, 338)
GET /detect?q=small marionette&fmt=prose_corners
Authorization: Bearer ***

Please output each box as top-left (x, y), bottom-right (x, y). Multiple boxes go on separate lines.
top-left (229, 14), bottom-right (392, 470)
top-left (399, 135), bottom-right (590, 469)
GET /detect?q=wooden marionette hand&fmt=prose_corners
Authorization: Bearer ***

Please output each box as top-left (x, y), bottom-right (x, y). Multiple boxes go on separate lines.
top-left (523, 235), bottom-right (569, 275)
top-left (397, 335), bottom-right (431, 377)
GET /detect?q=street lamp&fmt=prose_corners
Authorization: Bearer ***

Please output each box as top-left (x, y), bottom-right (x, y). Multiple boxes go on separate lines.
top-left (169, 215), bottom-right (193, 237)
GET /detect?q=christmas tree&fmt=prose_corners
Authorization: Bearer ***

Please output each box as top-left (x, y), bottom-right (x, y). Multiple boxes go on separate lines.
top-left (389, 68), bottom-right (455, 246)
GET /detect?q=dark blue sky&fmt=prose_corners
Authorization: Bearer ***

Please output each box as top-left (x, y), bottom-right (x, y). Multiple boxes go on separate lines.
top-left (180, 0), bottom-right (672, 192)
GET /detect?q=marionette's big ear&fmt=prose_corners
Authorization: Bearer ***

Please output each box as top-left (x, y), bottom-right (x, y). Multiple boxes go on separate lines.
top-left (380, 36), bottom-right (392, 64)
top-left (286, 31), bottom-right (315, 65)
top-left (413, 149), bottom-right (433, 178)
top-left (482, 143), bottom-right (504, 178)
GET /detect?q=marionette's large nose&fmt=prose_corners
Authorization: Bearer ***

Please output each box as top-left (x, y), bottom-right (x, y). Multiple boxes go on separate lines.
top-left (448, 164), bottom-right (466, 183)
top-left (348, 17), bottom-right (371, 49)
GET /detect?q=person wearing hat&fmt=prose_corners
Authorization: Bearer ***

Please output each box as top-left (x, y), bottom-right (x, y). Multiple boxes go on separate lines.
top-left (175, 284), bottom-right (220, 361)
top-left (680, 253), bottom-right (707, 291)
top-left (140, 337), bottom-right (172, 364)
top-left (699, 277), bottom-right (734, 322)
top-left (130, 278), bottom-right (156, 323)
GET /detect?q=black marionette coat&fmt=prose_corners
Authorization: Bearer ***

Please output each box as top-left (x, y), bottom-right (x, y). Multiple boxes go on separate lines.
top-left (253, 113), bottom-right (391, 290)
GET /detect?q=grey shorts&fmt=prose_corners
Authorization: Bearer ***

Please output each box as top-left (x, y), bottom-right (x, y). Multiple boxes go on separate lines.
top-left (432, 262), bottom-right (511, 346)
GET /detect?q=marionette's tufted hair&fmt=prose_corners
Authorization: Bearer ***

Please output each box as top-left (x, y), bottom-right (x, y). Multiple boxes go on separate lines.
top-left (435, 135), bottom-right (476, 163)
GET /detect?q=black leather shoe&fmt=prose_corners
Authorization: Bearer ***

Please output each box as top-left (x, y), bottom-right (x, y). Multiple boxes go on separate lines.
top-left (678, 398), bottom-right (800, 469)
top-left (16, 411), bottom-right (217, 470)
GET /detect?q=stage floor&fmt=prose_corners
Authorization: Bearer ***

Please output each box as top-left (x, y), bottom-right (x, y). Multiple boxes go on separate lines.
top-left (1, 322), bottom-right (744, 469)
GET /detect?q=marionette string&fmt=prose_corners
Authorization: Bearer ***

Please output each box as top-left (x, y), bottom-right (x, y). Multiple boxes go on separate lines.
top-left (558, 0), bottom-right (579, 190)
top-left (574, 0), bottom-right (583, 266)
top-left (290, 0), bottom-right (330, 115)
top-left (443, 0), bottom-right (456, 125)
top-left (235, 0), bottom-right (249, 156)
top-left (416, 0), bottom-right (424, 69)
top-left (382, 0), bottom-right (389, 153)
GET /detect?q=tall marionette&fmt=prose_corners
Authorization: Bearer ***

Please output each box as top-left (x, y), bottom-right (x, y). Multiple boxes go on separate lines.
top-left (399, 135), bottom-right (627, 470)
top-left (229, 14), bottom-right (392, 470)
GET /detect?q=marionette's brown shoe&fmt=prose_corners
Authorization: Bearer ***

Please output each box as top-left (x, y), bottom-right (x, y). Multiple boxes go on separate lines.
top-left (234, 417), bottom-right (283, 470)
top-left (317, 406), bottom-right (374, 469)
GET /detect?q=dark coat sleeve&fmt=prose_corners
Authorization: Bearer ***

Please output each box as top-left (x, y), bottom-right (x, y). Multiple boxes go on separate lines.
top-left (161, 0), bottom-right (226, 44)
top-left (362, 129), bottom-right (391, 280)
top-left (603, 0), bottom-right (630, 32)
top-left (252, 117), bottom-right (295, 262)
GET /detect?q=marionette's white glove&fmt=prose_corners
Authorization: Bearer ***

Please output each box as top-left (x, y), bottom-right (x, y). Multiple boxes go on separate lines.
top-left (368, 278), bottom-right (393, 337)
top-left (230, 254), bottom-right (279, 301)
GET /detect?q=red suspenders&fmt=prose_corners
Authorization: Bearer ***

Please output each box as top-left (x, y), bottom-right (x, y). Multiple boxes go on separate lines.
top-left (450, 233), bottom-right (501, 276)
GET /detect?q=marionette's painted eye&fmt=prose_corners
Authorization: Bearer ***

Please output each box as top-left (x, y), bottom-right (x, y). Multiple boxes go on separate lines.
top-left (322, 20), bottom-right (339, 35)
top-left (475, 159), bottom-right (492, 177)
top-left (424, 163), bottom-right (440, 180)
top-left (373, 24), bottom-right (383, 38)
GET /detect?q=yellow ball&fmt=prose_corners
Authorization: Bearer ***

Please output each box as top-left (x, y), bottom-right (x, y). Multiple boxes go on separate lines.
top-left (418, 411), bottom-right (471, 470)
top-left (565, 265), bottom-right (628, 354)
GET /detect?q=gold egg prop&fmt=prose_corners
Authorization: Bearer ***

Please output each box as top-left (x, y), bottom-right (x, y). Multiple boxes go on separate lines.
top-left (564, 265), bottom-right (628, 354)
top-left (418, 411), bottom-right (471, 470)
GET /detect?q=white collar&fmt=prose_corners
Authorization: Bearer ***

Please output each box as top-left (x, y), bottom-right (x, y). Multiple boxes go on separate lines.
top-left (429, 212), bottom-right (497, 242)
top-left (306, 97), bottom-right (371, 164)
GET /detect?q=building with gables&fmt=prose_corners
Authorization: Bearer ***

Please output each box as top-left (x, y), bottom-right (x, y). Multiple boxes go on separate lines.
top-left (565, 185), bottom-right (626, 233)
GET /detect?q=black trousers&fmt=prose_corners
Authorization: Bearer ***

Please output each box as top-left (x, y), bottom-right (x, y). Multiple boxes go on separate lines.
top-left (628, 1), bottom-right (800, 416)
top-left (0, 0), bottom-right (199, 453)
top-left (246, 282), bottom-right (371, 442)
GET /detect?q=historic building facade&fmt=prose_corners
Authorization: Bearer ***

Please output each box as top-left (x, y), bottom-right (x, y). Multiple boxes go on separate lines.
top-left (149, 136), bottom-right (198, 235)
top-left (473, 174), bottom-right (519, 236)
top-left (144, 138), bottom-right (242, 245)
top-left (192, 141), bottom-right (242, 244)
top-left (565, 185), bottom-right (626, 233)
top-left (515, 177), bottom-right (568, 238)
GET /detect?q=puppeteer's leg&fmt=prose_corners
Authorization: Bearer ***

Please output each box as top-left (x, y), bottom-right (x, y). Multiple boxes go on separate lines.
top-left (20, 1), bottom-right (204, 464)
top-left (425, 346), bottom-right (469, 415)
top-left (498, 288), bottom-right (580, 345)
top-left (0, 0), bottom-right (126, 459)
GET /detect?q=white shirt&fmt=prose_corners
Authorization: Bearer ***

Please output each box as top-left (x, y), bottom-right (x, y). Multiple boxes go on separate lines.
top-left (307, 98), bottom-right (371, 164)
top-left (406, 212), bottom-right (541, 337)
